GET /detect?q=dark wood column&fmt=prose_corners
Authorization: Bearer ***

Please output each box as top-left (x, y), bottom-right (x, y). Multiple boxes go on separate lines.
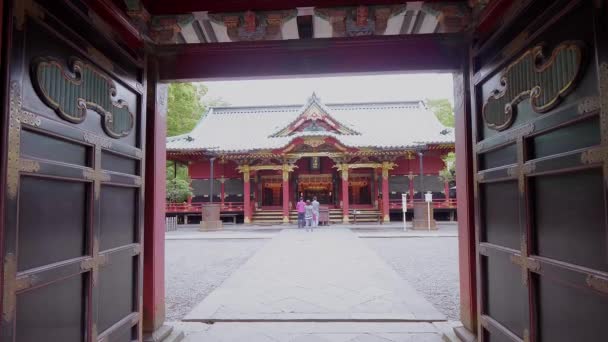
top-left (453, 57), bottom-right (476, 337)
top-left (143, 57), bottom-right (183, 341)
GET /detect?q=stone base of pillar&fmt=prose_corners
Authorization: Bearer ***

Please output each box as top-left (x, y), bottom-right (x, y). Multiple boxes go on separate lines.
top-left (342, 216), bottom-right (349, 223)
top-left (244, 217), bottom-right (251, 224)
top-left (144, 325), bottom-right (184, 342)
top-left (199, 220), bottom-right (223, 231)
top-left (412, 202), bottom-right (437, 230)
top-left (200, 203), bottom-right (223, 231)
top-left (412, 219), bottom-right (437, 230)
top-left (283, 216), bottom-right (290, 223)
top-left (383, 214), bottom-right (390, 223)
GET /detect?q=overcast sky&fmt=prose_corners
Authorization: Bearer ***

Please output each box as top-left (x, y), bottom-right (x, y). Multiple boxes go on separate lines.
top-left (199, 73), bottom-right (454, 107)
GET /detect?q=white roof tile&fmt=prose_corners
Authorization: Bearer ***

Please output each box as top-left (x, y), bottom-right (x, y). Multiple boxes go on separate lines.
top-left (166, 96), bottom-right (454, 153)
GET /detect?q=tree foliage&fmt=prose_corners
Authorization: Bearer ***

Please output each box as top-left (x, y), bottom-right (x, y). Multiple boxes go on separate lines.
top-left (166, 178), bottom-right (193, 203)
top-left (165, 82), bottom-right (228, 194)
top-left (427, 98), bottom-right (455, 128)
top-left (166, 161), bottom-right (189, 180)
top-left (439, 152), bottom-right (456, 184)
top-left (165, 83), bottom-right (228, 200)
top-left (166, 83), bottom-right (207, 137)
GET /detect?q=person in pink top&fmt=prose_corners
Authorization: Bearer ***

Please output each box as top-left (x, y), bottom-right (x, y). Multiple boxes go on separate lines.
top-left (296, 197), bottom-right (306, 228)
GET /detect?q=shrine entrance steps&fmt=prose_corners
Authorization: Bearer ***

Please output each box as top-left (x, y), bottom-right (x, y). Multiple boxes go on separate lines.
top-left (252, 208), bottom-right (382, 225)
top-left (252, 209), bottom-right (285, 225)
top-left (290, 208), bottom-right (382, 224)
top-left (288, 209), bottom-right (344, 224)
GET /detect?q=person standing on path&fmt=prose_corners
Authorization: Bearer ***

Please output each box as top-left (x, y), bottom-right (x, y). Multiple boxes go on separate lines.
top-left (296, 197), bottom-right (306, 228)
top-left (312, 196), bottom-right (320, 227)
top-left (305, 200), bottom-right (314, 232)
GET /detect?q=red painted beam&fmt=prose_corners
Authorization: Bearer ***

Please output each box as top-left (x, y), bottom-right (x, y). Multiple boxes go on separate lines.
top-left (155, 34), bottom-right (465, 81)
top-left (475, 0), bottom-right (515, 37)
top-left (143, 0), bottom-right (467, 15)
top-left (88, 0), bottom-right (144, 50)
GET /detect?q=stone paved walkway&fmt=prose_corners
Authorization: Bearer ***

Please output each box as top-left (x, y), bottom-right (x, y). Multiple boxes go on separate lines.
top-left (175, 321), bottom-right (457, 341)
top-left (184, 228), bottom-right (445, 323)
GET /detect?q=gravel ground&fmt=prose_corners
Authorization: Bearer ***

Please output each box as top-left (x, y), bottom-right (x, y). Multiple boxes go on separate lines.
top-left (165, 239), bottom-right (267, 321)
top-left (365, 237), bottom-right (460, 321)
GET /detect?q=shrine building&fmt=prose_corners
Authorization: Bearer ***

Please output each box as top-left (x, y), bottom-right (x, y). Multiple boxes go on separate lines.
top-left (166, 93), bottom-right (455, 224)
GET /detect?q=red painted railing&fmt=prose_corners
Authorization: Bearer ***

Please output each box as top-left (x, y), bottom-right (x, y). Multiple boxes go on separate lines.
top-left (165, 202), bottom-right (245, 213)
top-left (388, 198), bottom-right (457, 209)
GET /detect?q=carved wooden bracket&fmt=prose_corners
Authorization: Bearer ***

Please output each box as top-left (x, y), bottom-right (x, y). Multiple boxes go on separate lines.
top-left (483, 41), bottom-right (586, 131)
top-left (31, 57), bottom-right (134, 138)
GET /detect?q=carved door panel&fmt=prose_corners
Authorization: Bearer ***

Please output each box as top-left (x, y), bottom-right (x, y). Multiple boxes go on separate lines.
top-left (472, 1), bottom-right (608, 341)
top-left (1, 1), bottom-right (145, 342)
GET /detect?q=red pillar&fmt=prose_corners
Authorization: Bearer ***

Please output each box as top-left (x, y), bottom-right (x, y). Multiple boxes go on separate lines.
top-left (282, 167), bottom-right (290, 223)
top-left (243, 168), bottom-right (252, 224)
top-left (373, 169), bottom-right (380, 209)
top-left (220, 176), bottom-right (226, 209)
top-left (381, 165), bottom-right (390, 222)
top-left (143, 59), bottom-right (176, 338)
top-left (341, 167), bottom-right (349, 223)
top-left (253, 176), bottom-right (258, 206)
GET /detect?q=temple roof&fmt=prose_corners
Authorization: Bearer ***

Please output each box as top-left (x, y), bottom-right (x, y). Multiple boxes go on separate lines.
top-left (166, 94), bottom-right (454, 153)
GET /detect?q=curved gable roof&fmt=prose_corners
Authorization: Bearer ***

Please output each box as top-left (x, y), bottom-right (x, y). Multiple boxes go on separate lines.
top-left (270, 93), bottom-right (360, 137)
top-left (166, 95), bottom-right (454, 153)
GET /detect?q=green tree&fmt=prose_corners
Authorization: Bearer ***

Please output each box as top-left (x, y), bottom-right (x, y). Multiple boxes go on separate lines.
top-left (439, 152), bottom-right (456, 184)
top-left (166, 178), bottom-right (193, 203)
top-left (165, 83), bottom-right (204, 189)
top-left (427, 98), bottom-right (455, 128)
top-left (166, 161), bottom-right (189, 180)
top-left (166, 83), bottom-right (207, 137)
top-left (165, 83), bottom-right (227, 186)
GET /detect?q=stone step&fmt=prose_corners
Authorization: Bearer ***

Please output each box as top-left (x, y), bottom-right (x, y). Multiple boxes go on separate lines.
top-left (253, 208), bottom-right (382, 224)
top-left (144, 325), bottom-right (185, 342)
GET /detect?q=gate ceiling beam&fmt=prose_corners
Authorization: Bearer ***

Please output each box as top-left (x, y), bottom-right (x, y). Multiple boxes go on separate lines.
top-left (155, 33), bottom-right (465, 81)
top-left (144, 0), bottom-right (466, 15)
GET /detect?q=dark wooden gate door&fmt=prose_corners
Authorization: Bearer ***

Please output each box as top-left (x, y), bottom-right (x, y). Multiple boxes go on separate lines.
top-left (1, 1), bottom-right (145, 341)
top-left (471, 1), bottom-right (608, 341)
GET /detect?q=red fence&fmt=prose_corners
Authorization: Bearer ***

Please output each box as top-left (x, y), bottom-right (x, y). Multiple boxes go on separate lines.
top-left (165, 202), bottom-right (245, 213)
top-left (388, 198), bottom-right (457, 210)
top-left (167, 200), bottom-right (456, 214)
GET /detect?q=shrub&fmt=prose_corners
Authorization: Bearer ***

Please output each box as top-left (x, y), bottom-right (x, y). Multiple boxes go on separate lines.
top-left (166, 178), bottom-right (193, 203)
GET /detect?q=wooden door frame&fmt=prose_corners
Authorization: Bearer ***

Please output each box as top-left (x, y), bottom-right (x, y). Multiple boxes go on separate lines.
top-left (0, 0), bottom-right (6, 329)
top-left (0, 2), bottom-right (479, 340)
top-left (453, 47), bottom-right (478, 338)
top-left (0, 0), bottom-right (147, 339)
top-left (152, 34), bottom-right (478, 338)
